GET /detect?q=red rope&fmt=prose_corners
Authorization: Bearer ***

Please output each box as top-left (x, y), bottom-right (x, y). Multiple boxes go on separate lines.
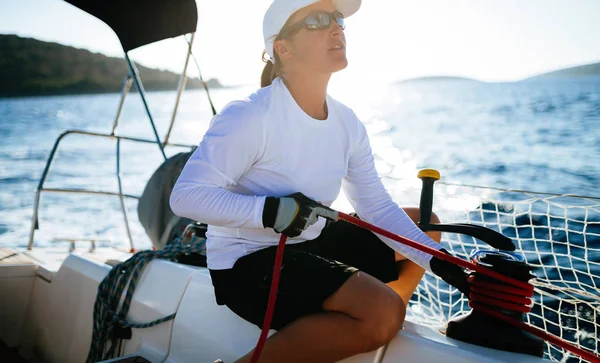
top-left (249, 234), bottom-right (287, 363)
top-left (469, 275), bottom-right (533, 312)
top-left (338, 212), bottom-right (533, 289)
top-left (469, 276), bottom-right (534, 297)
top-left (248, 211), bottom-right (600, 363)
top-left (337, 212), bottom-right (600, 363)
top-left (471, 302), bottom-right (600, 363)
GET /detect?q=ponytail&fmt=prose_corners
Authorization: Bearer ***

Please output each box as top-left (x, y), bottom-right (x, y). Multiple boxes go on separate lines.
top-left (261, 49), bottom-right (281, 87)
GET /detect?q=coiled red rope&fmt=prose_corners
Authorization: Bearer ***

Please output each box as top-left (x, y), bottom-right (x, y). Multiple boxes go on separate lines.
top-left (468, 275), bottom-right (534, 313)
top-left (249, 211), bottom-right (600, 363)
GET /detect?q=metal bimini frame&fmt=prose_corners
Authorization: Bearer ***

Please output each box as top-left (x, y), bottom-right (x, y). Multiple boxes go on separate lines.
top-left (27, 33), bottom-right (209, 252)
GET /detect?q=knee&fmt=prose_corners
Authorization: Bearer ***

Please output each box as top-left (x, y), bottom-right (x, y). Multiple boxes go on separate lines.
top-left (403, 207), bottom-right (441, 226)
top-left (403, 207), bottom-right (442, 243)
top-left (429, 211), bottom-right (442, 243)
top-left (359, 293), bottom-right (405, 352)
top-left (430, 211), bottom-right (441, 225)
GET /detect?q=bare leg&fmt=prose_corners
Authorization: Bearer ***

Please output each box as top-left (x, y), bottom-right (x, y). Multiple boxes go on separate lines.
top-left (386, 207), bottom-right (442, 304)
top-left (235, 272), bottom-right (405, 363)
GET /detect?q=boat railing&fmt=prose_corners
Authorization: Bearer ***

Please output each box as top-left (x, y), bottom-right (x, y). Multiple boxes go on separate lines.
top-left (27, 34), bottom-right (203, 252)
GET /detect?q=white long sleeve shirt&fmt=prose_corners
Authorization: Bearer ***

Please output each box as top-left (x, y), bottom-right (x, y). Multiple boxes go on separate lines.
top-left (170, 77), bottom-right (442, 270)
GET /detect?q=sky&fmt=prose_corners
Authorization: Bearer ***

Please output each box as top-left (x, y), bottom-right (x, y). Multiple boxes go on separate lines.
top-left (2, 0), bottom-right (600, 86)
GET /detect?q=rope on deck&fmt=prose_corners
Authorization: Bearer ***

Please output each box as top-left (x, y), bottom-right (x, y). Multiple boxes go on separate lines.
top-left (86, 240), bottom-right (205, 363)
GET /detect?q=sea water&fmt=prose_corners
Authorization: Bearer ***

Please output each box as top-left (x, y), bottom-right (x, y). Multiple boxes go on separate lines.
top-left (0, 77), bottom-right (598, 360)
top-left (1, 78), bottom-right (598, 247)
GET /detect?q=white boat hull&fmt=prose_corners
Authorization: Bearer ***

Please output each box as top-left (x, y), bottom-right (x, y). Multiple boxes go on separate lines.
top-left (0, 248), bottom-right (550, 362)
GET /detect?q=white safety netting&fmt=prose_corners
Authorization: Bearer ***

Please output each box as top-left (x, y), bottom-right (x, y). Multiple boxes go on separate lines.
top-left (403, 183), bottom-right (600, 362)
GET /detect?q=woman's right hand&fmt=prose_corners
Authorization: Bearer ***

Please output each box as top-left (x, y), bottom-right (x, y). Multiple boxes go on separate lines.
top-left (262, 192), bottom-right (338, 237)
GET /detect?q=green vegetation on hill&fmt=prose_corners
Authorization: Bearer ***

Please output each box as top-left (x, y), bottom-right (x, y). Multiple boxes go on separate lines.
top-left (526, 62), bottom-right (600, 80)
top-left (0, 34), bottom-right (223, 97)
top-left (397, 63), bottom-right (600, 84)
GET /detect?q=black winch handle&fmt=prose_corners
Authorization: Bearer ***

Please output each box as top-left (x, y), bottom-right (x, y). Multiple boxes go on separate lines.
top-left (417, 169), bottom-right (440, 226)
top-left (417, 169), bottom-right (515, 252)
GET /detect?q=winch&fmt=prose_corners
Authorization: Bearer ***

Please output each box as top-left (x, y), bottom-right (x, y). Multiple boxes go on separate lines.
top-left (417, 169), bottom-right (545, 357)
top-left (446, 249), bottom-right (545, 356)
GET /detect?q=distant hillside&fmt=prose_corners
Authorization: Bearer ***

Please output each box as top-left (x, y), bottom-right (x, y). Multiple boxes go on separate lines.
top-left (526, 62), bottom-right (600, 80)
top-left (397, 76), bottom-right (483, 84)
top-left (397, 62), bottom-right (600, 85)
top-left (0, 34), bottom-right (223, 97)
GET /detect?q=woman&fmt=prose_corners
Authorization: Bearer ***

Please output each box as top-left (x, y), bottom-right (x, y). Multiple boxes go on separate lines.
top-left (170, 0), bottom-right (466, 362)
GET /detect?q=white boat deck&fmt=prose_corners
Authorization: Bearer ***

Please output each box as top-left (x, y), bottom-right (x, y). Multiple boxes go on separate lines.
top-left (22, 246), bottom-right (133, 277)
top-left (0, 246), bottom-right (553, 362)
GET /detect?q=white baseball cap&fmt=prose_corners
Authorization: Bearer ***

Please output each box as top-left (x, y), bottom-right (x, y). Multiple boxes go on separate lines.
top-left (263, 0), bottom-right (361, 63)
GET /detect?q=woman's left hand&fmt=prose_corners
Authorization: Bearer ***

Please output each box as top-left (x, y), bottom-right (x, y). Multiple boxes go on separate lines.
top-left (429, 249), bottom-right (471, 296)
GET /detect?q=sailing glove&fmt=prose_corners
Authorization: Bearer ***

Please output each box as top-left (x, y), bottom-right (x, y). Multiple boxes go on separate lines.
top-left (262, 192), bottom-right (338, 237)
top-left (430, 248), bottom-right (471, 296)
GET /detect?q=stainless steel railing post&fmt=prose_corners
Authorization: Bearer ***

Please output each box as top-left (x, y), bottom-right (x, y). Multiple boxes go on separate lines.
top-left (116, 138), bottom-right (135, 252)
top-left (28, 131), bottom-right (73, 250)
top-left (164, 32), bottom-right (194, 146)
top-left (111, 76), bottom-right (134, 136)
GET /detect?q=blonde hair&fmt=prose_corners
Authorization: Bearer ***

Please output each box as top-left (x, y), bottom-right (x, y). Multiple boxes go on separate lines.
top-left (260, 49), bottom-right (283, 87)
top-left (260, 13), bottom-right (301, 87)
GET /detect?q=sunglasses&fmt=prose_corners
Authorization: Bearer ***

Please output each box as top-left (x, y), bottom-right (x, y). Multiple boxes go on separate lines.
top-left (280, 11), bottom-right (345, 38)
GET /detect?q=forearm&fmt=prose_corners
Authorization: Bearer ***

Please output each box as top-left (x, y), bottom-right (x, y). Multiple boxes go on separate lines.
top-left (170, 182), bottom-right (266, 229)
top-left (344, 119), bottom-right (442, 271)
top-left (354, 197), bottom-right (442, 271)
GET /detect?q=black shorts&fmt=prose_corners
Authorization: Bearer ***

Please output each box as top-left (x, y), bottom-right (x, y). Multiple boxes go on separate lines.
top-left (209, 215), bottom-right (398, 330)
